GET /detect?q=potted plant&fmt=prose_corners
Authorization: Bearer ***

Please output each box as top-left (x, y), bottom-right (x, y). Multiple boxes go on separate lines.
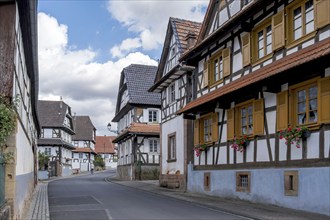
top-left (230, 135), bottom-right (251, 152)
top-left (194, 144), bottom-right (207, 157)
top-left (278, 126), bottom-right (310, 148)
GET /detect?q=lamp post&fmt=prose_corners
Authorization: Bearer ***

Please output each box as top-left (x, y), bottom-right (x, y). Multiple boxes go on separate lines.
top-left (103, 135), bottom-right (106, 161)
top-left (107, 122), bottom-right (118, 134)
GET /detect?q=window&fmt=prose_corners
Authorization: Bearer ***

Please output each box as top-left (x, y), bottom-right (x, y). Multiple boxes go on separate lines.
top-left (41, 129), bottom-right (44, 138)
top-left (168, 133), bottom-right (176, 161)
top-left (79, 153), bottom-right (83, 158)
top-left (148, 110), bottom-right (158, 123)
top-left (44, 148), bottom-right (51, 156)
top-left (204, 172), bottom-right (211, 191)
top-left (236, 172), bottom-right (251, 192)
top-left (208, 48), bottom-right (231, 86)
top-left (194, 113), bottom-right (219, 145)
top-left (239, 104), bottom-right (253, 136)
top-left (52, 129), bottom-right (60, 138)
top-left (284, 171), bottom-right (298, 196)
top-left (169, 83), bottom-right (176, 103)
top-left (287, 0), bottom-right (315, 43)
top-left (296, 84), bottom-right (318, 125)
top-left (277, 77), bottom-right (330, 131)
top-left (149, 140), bottom-right (158, 153)
top-left (227, 99), bottom-right (264, 140)
top-left (74, 141), bottom-right (78, 147)
top-left (252, 17), bottom-right (274, 62)
top-left (203, 117), bottom-right (212, 143)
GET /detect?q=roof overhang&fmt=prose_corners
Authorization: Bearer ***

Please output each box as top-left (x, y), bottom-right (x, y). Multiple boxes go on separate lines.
top-left (149, 64), bottom-right (195, 93)
top-left (37, 138), bottom-right (75, 149)
top-left (178, 39), bottom-right (330, 115)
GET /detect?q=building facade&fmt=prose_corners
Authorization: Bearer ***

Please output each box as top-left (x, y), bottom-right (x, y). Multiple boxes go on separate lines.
top-left (37, 100), bottom-right (75, 178)
top-left (0, 1), bottom-right (40, 219)
top-left (72, 116), bottom-right (97, 172)
top-left (112, 64), bottom-right (161, 180)
top-left (178, 0), bottom-right (330, 215)
top-left (95, 136), bottom-right (117, 169)
top-left (149, 18), bottom-right (201, 189)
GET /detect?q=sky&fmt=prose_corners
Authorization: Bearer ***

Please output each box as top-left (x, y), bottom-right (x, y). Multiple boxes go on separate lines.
top-left (37, 0), bottom-right (209, 136)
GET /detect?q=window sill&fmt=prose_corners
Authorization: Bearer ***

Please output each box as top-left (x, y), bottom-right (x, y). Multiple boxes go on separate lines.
top-left (252, 53), bottom-right (273, 67)
top-left (167, 159), bottom-right (177, 163)
top-left (286, 31), bottom-right (317, 50)
top-left (209, 79), bottom-right (224, 89)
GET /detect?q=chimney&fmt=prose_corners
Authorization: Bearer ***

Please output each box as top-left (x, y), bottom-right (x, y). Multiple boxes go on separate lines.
top-left (185, 31), bottom-right (197, 49)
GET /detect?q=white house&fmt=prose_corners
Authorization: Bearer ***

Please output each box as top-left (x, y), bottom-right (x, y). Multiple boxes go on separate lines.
top-left (149, 17), bottom-right (202, 190)
top-left (0, 1), bottom-right (40, 219)
top-left (112, 64), bottom-right (161, 180)
top-left (178, 0), bottom-right (330, 216)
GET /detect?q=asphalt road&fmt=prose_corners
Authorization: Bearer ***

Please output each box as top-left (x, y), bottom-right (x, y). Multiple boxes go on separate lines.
top-left (48, 170), bottom-right (248, 220)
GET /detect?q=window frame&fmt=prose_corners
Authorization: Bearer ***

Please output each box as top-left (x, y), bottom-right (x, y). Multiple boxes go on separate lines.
top-left (252, 17), bottom-right (273, 63)
top-left (236, 171), bottom-right (251, 192)
top-left (149, 139), bottom-right (158, 153)
top-left (148, 110), bottom-right (158, 123)
top-left (286, 0), bottom-right (316, 46)
top-left (167, 132), bottom-right (176, 162)
top-left (236, 100), bottom-right (254, 137)
top-left (209, 50), bottom-right (224, 86)
top-left (289, 77), bottom-right (320, 128)
top-left (169, 83), bottom-right (176, 103)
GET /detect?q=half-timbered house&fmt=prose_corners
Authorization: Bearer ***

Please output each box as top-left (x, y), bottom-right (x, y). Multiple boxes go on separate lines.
top-left (0, 1), bottom-right (40, 218)
top-left (178, 0), bottom-right (330, 215)
top-left (37, 100), bottom-right (75, 177)
top-left (149, 17), bottom-right (201, 189)
top-left (112, 64), bottom-right (161, 180)
top-left (72, 115), bottom-right (97, 172)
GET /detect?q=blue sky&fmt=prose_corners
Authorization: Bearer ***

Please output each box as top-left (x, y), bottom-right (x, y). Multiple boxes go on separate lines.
top-left (37, 0), bottom-right (208, 135)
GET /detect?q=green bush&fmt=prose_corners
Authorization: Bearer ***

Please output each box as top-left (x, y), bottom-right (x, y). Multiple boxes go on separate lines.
top-left (93, 155), bottom-right (105, 169)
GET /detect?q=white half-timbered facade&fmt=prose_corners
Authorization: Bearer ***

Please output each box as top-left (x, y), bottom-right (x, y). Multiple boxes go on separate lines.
top-left (112, 64), bottom-right (161, 180)
top-left (150, 17), bottom-right (201, 189)
top-left (178, 0), bottom-right (330, 215)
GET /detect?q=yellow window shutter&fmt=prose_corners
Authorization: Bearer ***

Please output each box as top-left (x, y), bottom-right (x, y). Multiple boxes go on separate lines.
top-left (212, 113), bottom-right (219, 142)
top-left (253, 99), bottom-right (264, 135)
top-left (203, 61), bottom-right (209, 88)
top-left (194, 119), bottom-right (200, 146)
top-left (272, 10), bottom-right (285, 51)
top-left (241, 33), bottom-right (251, 67)
top-left (227, 108), bottom-right (235, 140)
top-left (222, 47), bottom-right (231, 77)
top-left (318, 77), bottom-right (330, 123)
top-left (276, 91), bottom-right (288, 131)
top-left (315, 0), bottom-right (330, 29)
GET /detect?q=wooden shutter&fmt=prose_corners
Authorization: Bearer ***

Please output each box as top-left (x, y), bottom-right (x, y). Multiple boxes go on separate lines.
top-left (227, 108), bottom-right (235, 140)
top-left (203, 61), bottom-right (209, 88)
top-left (272, 10), bottom-right (285, 51)
top-left (241, 33), bottom-right (251, 67)
top-left (315, 0), bottom-right (330, 29)
top-left (194, 119), bottom-right (200, 146)
top-left (253, 99), bottom-right (264, 135)
top-left (276, 91), bottom-right (288, 131)
top-left (212, 113), bottom-right (219, 142)
top-left (318, 77), bottom-right (330, 123)
top-left (222, 47), bottom-right (231, 77)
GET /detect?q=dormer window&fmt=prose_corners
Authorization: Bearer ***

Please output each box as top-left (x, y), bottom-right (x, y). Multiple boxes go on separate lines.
top-left (148, 110), bottom-right (158, 123)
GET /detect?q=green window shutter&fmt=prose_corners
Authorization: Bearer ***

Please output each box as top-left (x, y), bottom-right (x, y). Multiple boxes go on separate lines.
top-left (212, 113), bottom-right (219, 142)
top-left (227, 108), bottom-right (235, 140)
top-left (253, 99), bottom-right (264, 135)
top-left (318, 77), bottom-right (330, 124)
top-left (276, 91), bottom-right (288, 131)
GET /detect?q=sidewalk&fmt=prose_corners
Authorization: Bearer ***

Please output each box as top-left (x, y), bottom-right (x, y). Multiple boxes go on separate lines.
top-left (25, 174), bottom-right (329, 220)
top-left (109, 178), bottom-right (329, 220)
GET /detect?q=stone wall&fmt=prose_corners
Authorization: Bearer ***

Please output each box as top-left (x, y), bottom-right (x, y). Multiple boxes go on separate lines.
top-left (159, 174), bottom-right (185, 190)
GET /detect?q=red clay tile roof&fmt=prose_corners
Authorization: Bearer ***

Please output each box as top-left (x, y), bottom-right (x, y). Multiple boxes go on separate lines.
top-left (178, 39), bottom-right (330, 115)
top-left (95, 136), bottom-right (116, 154)
top-left (112, 123), bottom-right (160, 143)
top-left (72, 147), bottom-right (96, 154)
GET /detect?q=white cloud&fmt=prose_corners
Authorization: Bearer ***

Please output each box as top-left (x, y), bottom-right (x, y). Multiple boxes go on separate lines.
top-left (38, 12), bottom-right (157, 135)
top-left (110, 37), bottom-right (142, 58)
top-left (107, 0), bottom-right (208, 56)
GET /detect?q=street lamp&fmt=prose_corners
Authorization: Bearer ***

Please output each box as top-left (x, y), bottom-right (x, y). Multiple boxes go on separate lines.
top-left (107, 122), bottom-right (119, 134)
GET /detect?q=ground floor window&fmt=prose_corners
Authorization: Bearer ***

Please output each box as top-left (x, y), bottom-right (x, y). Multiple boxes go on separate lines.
top-left (168, 133), bottom-right (176, 161)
